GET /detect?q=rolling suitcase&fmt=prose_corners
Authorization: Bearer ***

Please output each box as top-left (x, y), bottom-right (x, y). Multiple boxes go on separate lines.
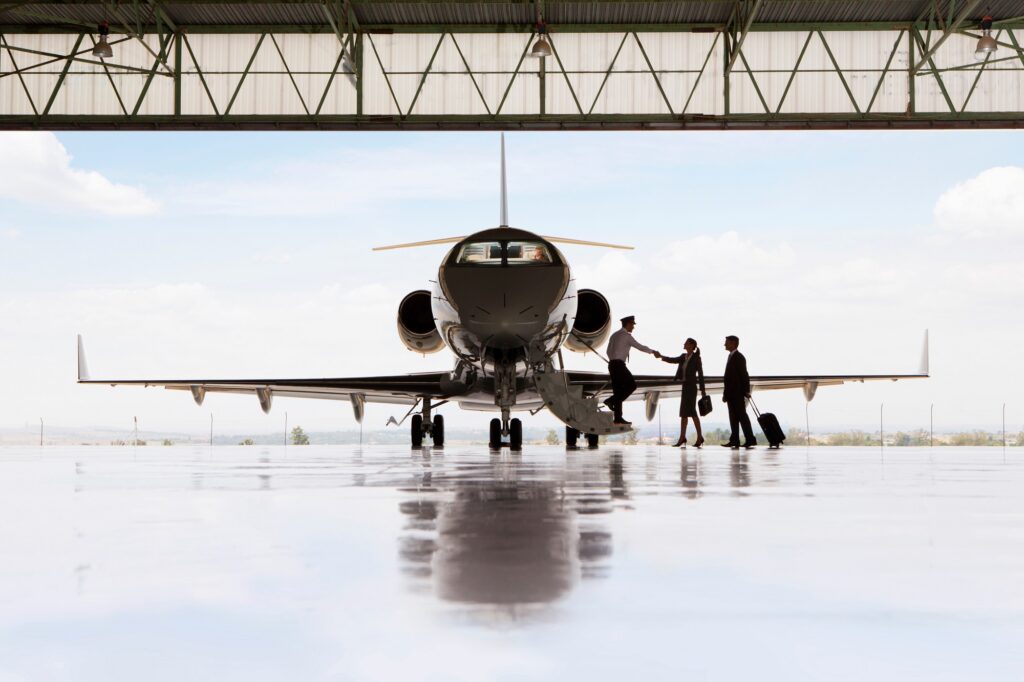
top-left (749, 398), bottom-right (785, 449)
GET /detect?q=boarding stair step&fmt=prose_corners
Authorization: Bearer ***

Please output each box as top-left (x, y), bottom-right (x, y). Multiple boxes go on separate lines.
top-left (533, 366), bottom-right (633, 436)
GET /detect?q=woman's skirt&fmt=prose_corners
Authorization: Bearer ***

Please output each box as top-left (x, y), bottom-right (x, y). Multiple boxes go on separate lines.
top-left (679, 385), bottom-right (699, 418)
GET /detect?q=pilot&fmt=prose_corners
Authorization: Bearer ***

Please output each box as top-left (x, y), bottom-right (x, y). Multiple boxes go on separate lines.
top-left (603, 316), bottom-right (661, 426)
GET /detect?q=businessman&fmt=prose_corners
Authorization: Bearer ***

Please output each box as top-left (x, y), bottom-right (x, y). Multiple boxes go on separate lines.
top-left (722, 335), bottom-right (756, 449)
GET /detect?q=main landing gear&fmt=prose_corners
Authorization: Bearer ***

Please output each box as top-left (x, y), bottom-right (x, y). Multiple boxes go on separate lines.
top-left (410, 402), bottom-right (445, 448)
top-left (565, 426), bottom-right (599, 450)
top-left (489, 417), bottom-right (522, 451)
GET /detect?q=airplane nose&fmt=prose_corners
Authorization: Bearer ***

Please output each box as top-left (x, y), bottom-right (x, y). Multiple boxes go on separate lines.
top-left (444, 267), bottom-right (567, 350)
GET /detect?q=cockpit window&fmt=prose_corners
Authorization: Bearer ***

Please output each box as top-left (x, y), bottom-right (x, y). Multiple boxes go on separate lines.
top-left (507, 241), bottom-right (553, 265)
top-left (455, 241), bottom-right (503, 265)
top-left (451, 239), bottom-right (558, 266)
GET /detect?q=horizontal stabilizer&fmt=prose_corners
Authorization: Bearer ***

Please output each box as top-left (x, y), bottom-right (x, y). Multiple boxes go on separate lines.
top-left (373, 234), bottom-right (633, 252)
top-left (372, 236), bottom-right (465, 251)
top-left (544, 236), bottom-right (633, 250)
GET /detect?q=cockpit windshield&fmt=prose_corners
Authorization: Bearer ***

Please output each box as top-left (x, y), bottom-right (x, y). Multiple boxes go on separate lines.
top-left (455, 241), bottom-right (504, 265)
top-left (507, 241), bottom-right (553, 265)
top-left (452, 240), bottom-right (556, 266)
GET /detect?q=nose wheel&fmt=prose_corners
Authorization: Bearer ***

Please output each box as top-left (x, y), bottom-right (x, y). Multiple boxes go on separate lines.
top-left (410, 403), bottom-right (444, 448)
top-left (489, 417), bottom-right (522, 451)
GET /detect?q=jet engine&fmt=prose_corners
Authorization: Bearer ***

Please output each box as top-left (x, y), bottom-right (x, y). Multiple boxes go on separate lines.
top-left (564, 288), bottom-right (612, 353)
top-left (398, 290), bottom-right (444, 354)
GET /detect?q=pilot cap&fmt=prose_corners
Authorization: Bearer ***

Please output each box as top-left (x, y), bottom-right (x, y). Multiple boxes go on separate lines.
top-left (620, 315), bottom-right (635, 325)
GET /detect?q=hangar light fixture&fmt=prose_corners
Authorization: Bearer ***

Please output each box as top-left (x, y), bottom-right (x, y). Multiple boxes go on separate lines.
top-left (975, 16), bottom-right (997, 61)
top-left (92, 21), bottom-right (113, 60)
top-left (530, 25), bottom-right (552, 58)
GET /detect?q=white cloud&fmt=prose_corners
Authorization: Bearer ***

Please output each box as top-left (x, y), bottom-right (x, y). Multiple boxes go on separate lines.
top-left (934, 166), bottom-right (1024, 237)
top-left (0, 132), bottom-right (159, 216)
top-left (175, 146), bottom-right (498, 217)
top-left (658, 231), bottom-right (797, 277)
top-left (1, 228), bottom-right (20, 240)
top-left (573, 251), bottom-right (642, 291)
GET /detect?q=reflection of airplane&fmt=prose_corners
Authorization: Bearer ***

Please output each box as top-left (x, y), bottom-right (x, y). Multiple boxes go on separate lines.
top-left (398, 452), bottom-right (614, 607)
top-left (77, 136), bottom-right (928, 451)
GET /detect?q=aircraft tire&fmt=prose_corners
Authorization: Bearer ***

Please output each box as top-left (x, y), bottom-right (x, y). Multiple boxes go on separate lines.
top-left (432, 414), bottom-right (445, 448)
top-left (489, 418), bottom-right (502, 449)
top-left (411, 414), bottom-right (423, 448)
top-left (586, 433), bottom-right (600, 449)
top-left (565, 426), bottom-right (579, 449)
top-left (509, 418), bottom-right (523, 451)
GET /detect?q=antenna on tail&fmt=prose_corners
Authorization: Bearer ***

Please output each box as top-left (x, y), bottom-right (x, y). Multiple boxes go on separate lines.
top-left (500, 133), bottom-right (509, 228)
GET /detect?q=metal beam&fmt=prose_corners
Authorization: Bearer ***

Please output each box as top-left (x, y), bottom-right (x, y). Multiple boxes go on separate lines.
top-left (911, 0), bottom-right (983, 73)
top-left (2, 112), bottom-right (1024, 131)
top-left (3, 21), bottom-right (1024, 35)
top-left (724, 0), bottom-right (763, 76)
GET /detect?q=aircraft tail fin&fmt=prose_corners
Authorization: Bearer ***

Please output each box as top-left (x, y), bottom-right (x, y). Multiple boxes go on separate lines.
top-left (500, 132), bottom-right (508, 228)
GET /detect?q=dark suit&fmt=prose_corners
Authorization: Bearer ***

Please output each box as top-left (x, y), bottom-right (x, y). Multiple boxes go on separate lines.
top-left (723, 350), bottom-right (755, 445)
top-left (662, 352), bottom-right (705, 417)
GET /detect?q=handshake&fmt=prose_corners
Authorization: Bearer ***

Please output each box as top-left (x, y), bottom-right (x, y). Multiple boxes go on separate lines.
top-left (653, 351), bottom-right (662, 359)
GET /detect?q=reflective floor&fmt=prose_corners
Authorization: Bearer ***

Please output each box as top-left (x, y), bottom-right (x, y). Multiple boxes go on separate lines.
top-left (1, 445), bottom-right (1023, 681)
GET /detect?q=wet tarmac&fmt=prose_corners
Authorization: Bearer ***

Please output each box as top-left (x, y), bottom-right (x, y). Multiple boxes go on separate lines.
top-left (1, 445), bottom-right (1023, 680)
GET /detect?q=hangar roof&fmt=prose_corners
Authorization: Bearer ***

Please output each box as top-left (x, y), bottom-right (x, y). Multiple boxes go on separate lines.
top-left (5, 0), bottom-right (1024, 31)
top-left (2, 1), bottom-right (1024, 129)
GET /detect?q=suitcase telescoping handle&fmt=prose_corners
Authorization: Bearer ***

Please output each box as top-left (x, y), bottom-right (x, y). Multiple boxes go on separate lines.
top-left (747, 396), bottom-right (762, 418)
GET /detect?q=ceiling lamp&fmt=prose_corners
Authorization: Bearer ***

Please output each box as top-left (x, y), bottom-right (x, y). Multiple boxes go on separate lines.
top-left (975, 15), bottom-right (997, 61)
top-left (530, 25), bottom-right (552, 58)
top-left (92, 21), bottom-right (112, 60)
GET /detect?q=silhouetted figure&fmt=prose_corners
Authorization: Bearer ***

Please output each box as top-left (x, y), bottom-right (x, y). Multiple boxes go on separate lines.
top-left (603, 316), bottom-right (660, 425)
top-left (660, 337), bottom-right (706, 448)
top-left (722, 335), bottom-right (756, 449)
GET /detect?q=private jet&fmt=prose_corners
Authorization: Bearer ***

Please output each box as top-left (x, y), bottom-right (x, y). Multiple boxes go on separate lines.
top-left (78, 136), bottom-right (928, 450)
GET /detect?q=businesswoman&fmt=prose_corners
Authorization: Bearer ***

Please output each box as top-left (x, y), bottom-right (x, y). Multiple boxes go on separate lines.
top-left (660, 337), bottom-right (706, 448)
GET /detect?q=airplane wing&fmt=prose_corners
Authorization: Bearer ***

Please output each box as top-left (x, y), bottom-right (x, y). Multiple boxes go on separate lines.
top-left (567, 371), bottom-right (927, 401)
top-left (568, 331), bottom-right (930, 405)
top-left (76, 336), bottom-right (446, 414)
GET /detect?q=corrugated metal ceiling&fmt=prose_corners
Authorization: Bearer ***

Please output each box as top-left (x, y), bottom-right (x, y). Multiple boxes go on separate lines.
top-left (3, 1), bottom-right (1024, 28)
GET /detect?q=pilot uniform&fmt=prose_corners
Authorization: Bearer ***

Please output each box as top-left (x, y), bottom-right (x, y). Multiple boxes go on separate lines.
top-left (603, 316), bottom-right (656, 424)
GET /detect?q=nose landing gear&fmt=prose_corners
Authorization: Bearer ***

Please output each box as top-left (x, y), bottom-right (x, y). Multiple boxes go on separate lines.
top-left (489, 416), bottom-right (522, 451)
top-left (409, 401), bottom-right (445, 448)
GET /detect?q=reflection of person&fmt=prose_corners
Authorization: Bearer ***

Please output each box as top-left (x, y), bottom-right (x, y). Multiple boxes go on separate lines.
top-left (603, 316), bottom-right (660, 426)
top-left (660, 337), bottom-right (705, 448)
top-left (722, 335), bottom-right (756, 449)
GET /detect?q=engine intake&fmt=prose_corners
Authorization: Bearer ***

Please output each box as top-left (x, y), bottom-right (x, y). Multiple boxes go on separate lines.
top-left (564, 288), bottom-right (611, 353)
top-left (398, 290), bottom-right (444, 354)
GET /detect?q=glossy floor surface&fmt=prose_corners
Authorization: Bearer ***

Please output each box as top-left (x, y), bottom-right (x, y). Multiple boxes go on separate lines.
top-left (1, 445), bottom-right (1023, 681)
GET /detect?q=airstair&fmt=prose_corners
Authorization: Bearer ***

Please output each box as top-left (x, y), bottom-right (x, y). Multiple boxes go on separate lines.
top-left (532, 363), bottom-right (634, 437)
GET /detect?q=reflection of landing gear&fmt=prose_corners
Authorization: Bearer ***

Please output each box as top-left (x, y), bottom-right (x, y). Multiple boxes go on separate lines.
top-left (586, 433), bottom-right (600, 449)
top-left (565, 426), bottom-right (579, 449)
top-left (489, 418), bottom-right (502, 450)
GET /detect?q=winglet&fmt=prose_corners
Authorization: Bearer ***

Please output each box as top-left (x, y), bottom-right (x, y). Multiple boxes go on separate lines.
top-left (499, 133), bottom-right (508, 228)
top-left (77, 334), bottom-right (91, 382)
top-left (919, 329), bottom-right (929, 376)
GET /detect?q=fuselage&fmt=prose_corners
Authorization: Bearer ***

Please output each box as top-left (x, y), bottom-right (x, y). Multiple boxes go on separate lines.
top-left (431, 228), bottom-right (577, 410)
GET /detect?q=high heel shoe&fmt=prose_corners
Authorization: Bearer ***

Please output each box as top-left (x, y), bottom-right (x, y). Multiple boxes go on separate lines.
top-left (693, 436), bottom-right (705, 449)
top-left (671, 437), bottom-right (687, 447)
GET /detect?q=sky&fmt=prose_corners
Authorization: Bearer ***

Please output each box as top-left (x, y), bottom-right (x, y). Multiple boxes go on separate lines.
top-left (0, 130), bottom-right (1022, 437)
